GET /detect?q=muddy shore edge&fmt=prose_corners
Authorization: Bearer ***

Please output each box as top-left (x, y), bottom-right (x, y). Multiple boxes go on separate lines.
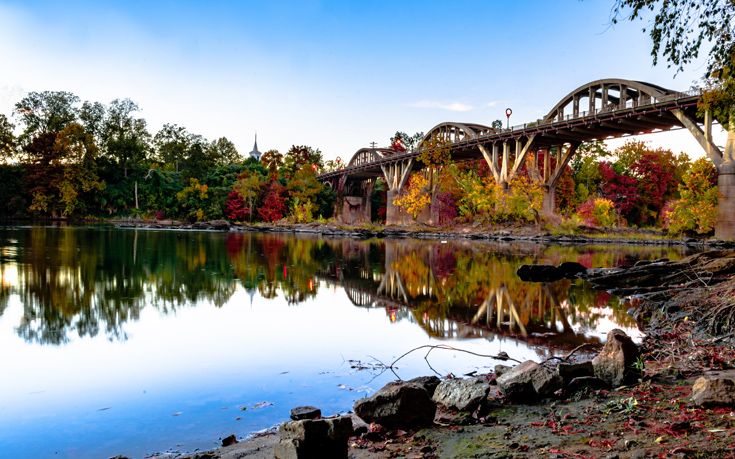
top-left (111, 219), bottom-right (735, 249)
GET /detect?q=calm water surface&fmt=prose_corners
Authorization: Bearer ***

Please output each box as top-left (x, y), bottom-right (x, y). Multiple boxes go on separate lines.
top-left (0, 225), bottom-right (696, 458)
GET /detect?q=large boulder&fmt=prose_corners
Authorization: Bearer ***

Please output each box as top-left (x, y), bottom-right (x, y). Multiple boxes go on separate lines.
top-left (592, 329), bottom-right (641, 387)
top-left (496, 360), bottom-right (564, 402)
top-left (407, 376), bottom-right (441, 398)
top-left (353, 382), bottom-right (436, 429)
top-left (692, 377), bottom-right (735, 406)
top-left (210, 220), bottom-right (231, 231)
top-left (516, 265), bottom-right (564, 282)
top-left (432, 378), bottom-right (492, 412)
top-left (275, 417), bottom-right (353, 459)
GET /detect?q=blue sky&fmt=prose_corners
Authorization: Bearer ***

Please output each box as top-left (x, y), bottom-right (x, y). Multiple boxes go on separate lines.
top-left (0, 0), bottom-right (724, 160)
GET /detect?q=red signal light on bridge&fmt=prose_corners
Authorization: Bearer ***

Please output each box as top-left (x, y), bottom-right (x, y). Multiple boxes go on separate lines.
top-left (505, 108), bottom-right (512, 117)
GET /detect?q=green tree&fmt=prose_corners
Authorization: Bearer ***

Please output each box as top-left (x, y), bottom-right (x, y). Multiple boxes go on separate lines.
top-left (0, 114), bottom-right (16, 162)
top-left (14, 91), bottom-right (80, 142)
top-left (208, 137), bottom-right (241, 167)
top-left (183, 139), bottom-right (215, 181)
top-left (153, 124), bottom-right (190, 172)
top-left (102, 99), bottom-right (150, 178)
top-left (78, 101), bottom-right (106, 144)
top-left (612, 1), bottom-right (735, 130)
top-left (390, 131), bottom-right (424, 151)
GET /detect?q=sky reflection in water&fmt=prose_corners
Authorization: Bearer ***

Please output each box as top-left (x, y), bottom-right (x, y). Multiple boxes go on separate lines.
top-left (0, 225), bottom-right (696, 458)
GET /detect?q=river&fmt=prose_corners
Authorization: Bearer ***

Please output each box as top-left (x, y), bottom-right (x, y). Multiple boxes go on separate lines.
top-left (0, 224), bottom-right (696, 458)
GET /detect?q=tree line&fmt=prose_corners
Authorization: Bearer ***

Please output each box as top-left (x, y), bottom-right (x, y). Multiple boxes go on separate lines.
top-left (0, 90), bottom-right (337, 222)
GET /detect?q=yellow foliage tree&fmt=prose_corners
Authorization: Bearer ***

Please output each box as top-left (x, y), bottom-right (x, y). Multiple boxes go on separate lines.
top-left (393, 174), bottom-right (431, 219)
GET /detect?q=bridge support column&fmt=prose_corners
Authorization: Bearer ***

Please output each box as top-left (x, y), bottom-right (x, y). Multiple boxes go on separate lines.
top-left (716, 161), bottom-right (735, 240)
top-left (541, 185), bottom-right (555, 218)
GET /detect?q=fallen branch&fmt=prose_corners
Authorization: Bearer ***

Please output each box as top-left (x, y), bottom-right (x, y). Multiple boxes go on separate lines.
top-left (388, 344), bottom-right (522, 379)
top-left (543, 343), bottom-right (601, 364)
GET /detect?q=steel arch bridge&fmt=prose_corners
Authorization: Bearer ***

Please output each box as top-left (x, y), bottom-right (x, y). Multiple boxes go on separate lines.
top-left (318, 78), bottom-right (731, 230)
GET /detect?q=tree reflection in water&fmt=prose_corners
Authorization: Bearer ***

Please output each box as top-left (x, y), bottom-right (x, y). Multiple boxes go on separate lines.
top-left (0, 226), bottom-right (695, 349)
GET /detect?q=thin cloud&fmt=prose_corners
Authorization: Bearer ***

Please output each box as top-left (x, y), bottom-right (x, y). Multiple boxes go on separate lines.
top-left (407, 100), bottom-right (473, 112)
top-left (485, 101), bottom-right (499, 107)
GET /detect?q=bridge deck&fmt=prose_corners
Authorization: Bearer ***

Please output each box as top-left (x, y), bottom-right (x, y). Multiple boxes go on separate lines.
top-left (318, 91), bottom-right (701, 181)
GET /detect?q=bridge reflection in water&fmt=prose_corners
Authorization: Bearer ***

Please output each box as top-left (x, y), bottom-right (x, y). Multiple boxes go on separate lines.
top-left (313, 236), bottom-right (690, 355)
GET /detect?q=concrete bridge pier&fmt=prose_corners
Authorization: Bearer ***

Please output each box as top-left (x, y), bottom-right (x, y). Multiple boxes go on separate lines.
top-left (340, 195), bottom-right (371, 225)
top-left (541, 185), bottom-right (555, 218)
top-left (716, 158), bottom-right (735, 241)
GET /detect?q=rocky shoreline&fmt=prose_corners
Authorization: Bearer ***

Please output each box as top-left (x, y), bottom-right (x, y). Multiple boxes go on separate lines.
top-left (120, 250), bottom-right (735, 459)
top-left (113, 219), bottom-right (735, 249)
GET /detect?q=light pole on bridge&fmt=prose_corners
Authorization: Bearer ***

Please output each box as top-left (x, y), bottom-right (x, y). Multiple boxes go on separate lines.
top-left (505, 108), bottom-right (512, 130)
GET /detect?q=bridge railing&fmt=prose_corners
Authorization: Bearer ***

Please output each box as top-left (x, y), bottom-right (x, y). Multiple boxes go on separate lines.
top-left (501, 88), bottom-right (701, 134)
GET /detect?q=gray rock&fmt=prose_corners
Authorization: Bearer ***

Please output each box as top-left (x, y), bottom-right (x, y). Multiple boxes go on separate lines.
top-left (516, 264), bottom-right (564, 282)
top-left (191, 222), bottom-right (211, 229)
top-left (353, 382), bottom-right (435, 429)
top-left (290, 406), bottom-right (321, 420)
top-left (210, 219), bottom-right (231, 230)
top-left (692, 377), bottom-right (735, 406)
top-left (407, 376), bottom-right (441, 397)
top-left (275, 417), bottom-right (353, 459)
top-left (592, 329), bottom-right (641, 387)
top-left (496, 360), bottom-right (564, 402)
top-left (495, 364), bottom-right (512, 378)
top-left (432, 378), bottom-right (492, 412)
top-left (557, 361), bottom-right (594, 383)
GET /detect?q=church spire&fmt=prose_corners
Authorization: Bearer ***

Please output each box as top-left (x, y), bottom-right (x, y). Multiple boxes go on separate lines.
top-left (249, 132), bottom-right (261, 161)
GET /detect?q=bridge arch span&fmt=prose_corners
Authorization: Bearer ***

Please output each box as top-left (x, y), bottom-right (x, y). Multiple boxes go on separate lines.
top-left (418, 122), bottom-right (496, 148)
top-left (347, 147), bottom-right (397, 167)
top-left (543, 78), bottom-right (676, 123)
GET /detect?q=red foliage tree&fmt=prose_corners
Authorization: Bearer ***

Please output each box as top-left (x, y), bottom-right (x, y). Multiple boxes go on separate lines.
top-left (224, 190), bottom-right (249, 221)
top-left (630, 151), bottom-right (678, 226)
top-left (258, 181), bottom-right (287, 222)
top-left (555, 166), bottom-right (576, 212)
top-left (598, 161), bottom-right (639, 219)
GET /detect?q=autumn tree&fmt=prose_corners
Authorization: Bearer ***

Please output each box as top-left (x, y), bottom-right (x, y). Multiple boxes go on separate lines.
top-left (286, 167), bottom-right (324, 222)
top-left (282, 145), bottom-right (323, 177)
top-left (665, 157), bottom-right (720, 234)
top-left (417, 135), bottom-right (452, 201)
top-left (176, 178), bottom-right (210, 222)
top-left (233, 170), bottom-right (264, 222)
top-left (393, 174), bottom-right (431, 219)
top-left (260, 149), bottom-right (283, 175)
top-left (53, 123), bottom-right (105, 216)
top-left (258, 181), bottom-right (287, 222)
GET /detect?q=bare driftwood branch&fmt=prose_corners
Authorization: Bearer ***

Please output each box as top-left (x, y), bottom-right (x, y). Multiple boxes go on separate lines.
top-left (387, 344), bottom-right (522, 379)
